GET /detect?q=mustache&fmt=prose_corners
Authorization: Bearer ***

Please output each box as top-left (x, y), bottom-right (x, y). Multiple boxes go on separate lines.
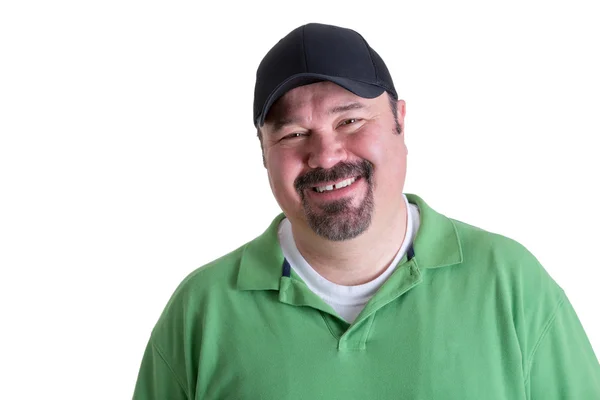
top-left (294, 160), bottom-right (373, 191)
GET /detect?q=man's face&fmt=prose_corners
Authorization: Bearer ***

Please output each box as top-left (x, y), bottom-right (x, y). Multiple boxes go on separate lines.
top-left (261, 81), bottom-right (407, 241)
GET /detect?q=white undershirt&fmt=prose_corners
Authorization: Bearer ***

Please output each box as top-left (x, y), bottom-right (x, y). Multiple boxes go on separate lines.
top-left (278, 194), bottom-right (421, 323)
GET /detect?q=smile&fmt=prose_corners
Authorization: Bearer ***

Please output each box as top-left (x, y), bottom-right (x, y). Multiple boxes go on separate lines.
top-left (313, 177), bottom-right (358, 193)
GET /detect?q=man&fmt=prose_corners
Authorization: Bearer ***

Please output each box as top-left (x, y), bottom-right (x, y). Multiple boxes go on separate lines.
top-left (133, 23), bottom-right (600, 399)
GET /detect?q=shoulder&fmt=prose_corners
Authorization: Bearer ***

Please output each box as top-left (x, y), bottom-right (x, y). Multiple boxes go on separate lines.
top-left (449, 217), bottom-right (564, 332)
top-left (151, 214), bottom-right (285, 338)
top-left (148, 244), bottom-right (257, 355)
top-left (443, 217), bottom-right (578, 378)
top-left (451, 217), bottom-right (535, 261)
top-left (450, 217), bottom-right (558, 286)
top-left (447, 217), bottom-right (564, 324)
top-left (154, 243), bottom-right (247, 328)
top-left (174, 245), bottom-right (245, 297)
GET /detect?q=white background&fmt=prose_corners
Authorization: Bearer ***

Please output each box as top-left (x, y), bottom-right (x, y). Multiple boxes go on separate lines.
top-left (1, 0), bottom-right (599, 398)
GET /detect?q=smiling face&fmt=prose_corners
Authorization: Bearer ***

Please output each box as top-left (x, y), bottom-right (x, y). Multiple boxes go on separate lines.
top-left (261, 81), bottom-right (407, 241)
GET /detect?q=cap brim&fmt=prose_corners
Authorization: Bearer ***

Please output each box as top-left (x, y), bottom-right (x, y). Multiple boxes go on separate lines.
top-left (257, 73), bottom-right (386, 127)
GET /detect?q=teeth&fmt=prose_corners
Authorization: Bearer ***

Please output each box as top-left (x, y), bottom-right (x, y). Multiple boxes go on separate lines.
top-left (315, 177), bottom-right (357, 193)
top-left (334, 179), bottom-right (350, 189)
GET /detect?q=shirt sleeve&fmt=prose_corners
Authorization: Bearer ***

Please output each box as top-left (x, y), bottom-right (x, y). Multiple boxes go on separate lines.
top-left (525, 293), bottom-right (600, 399)
top-left (133, 338), bottom-right (189, 400)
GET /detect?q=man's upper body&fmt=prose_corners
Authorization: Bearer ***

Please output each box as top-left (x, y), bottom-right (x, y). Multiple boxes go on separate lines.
top-left (133, 194), bottom-right (600, 399)
top-left (133, 23), bottom-right (600, 399)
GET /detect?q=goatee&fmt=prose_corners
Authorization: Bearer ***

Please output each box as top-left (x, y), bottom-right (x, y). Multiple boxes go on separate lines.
top-left (294, 160), bottom-right (374, 241)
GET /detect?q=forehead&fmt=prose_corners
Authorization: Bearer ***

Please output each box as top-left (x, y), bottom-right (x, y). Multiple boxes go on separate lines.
top-left (265, 81), bottom-right (373, 123)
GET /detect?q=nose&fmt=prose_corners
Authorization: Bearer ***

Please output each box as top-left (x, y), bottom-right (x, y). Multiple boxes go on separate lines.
top-left (307, 132), bottom-right (348, 170)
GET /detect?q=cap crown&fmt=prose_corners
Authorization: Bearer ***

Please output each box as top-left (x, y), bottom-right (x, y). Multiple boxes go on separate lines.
top-left (253, 23), bottom-right (396, 126)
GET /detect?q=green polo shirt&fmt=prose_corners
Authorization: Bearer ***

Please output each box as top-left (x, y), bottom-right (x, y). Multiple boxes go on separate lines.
top-left (133, 194), bottom-right (600, 399)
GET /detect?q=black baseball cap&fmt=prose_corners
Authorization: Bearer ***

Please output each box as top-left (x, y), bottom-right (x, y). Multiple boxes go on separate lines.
top-left (253, 23), bottom-right (398, 127)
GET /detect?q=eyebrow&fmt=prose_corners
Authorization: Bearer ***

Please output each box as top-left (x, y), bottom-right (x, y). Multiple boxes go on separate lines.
top-left (327, 102), bottom-right (365, 115)
top-left (269, 102), bottom-right (367, 133)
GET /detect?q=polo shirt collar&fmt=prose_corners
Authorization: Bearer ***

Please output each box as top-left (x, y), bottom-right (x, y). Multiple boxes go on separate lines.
top-left (236, 214), bottom-right (287, 291)
top-left (236, 193), bottom-right (463, 291)
top-left (406, 193), bottom-right (464, 270)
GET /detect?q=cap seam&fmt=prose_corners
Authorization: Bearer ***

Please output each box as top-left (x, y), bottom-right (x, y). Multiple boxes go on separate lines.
top-left (358, 32), bottom-right (379, 82)
top-left (301, 25), bottom-right (308, 72)
top-left (368, 48), bottom-right (382, 87)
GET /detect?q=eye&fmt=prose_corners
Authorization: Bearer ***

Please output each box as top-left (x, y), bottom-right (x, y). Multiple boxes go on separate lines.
top-left (281, 132), bottom-right (306, 141)
top-left (339, 118), bottom-right (360, 127)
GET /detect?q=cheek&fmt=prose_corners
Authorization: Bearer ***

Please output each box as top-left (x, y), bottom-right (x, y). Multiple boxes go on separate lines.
top-left (266, 148), bottom-right (305, 200)
top-left (347, 128), bottom-right (407, 185)
top-left (347, 128), bottom-right (390, 164)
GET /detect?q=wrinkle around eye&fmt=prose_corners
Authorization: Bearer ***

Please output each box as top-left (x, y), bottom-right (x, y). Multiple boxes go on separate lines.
top-left (337, 118), bottom-right (365, 129)
top-left (280, 132), bottom-right (308, 141)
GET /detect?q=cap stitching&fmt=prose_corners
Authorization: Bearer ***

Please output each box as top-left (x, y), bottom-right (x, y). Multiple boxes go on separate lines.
top-left (357, 32), bottom-right (379, 82)
top-left (257, 72), bottom-right (391, 126)
top-left (367, 48), bottom-right (381, 85)
top-left (365, 47), bottom-right (396, 95)
top-left (301, 25), bottom-right (308, 72)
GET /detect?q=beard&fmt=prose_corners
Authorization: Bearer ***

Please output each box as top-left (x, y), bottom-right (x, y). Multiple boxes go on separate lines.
top-left (294, 160), bottom-right (374, 241)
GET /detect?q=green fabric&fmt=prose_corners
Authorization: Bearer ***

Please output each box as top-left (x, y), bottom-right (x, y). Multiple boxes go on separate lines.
top-left (133, 193), bottom-right (600, 399)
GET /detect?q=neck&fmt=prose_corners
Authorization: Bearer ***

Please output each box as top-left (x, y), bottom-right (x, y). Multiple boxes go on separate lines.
top-left (291, 202), bottom-right (408, 286)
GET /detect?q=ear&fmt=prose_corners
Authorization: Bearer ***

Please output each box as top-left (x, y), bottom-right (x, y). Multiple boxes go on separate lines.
top-left (397, 99), bottom-right (406, 117)
top-left (397, 99), bottom-right (406, 134)
top-left (257, 127), bottom-right (267, 168)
